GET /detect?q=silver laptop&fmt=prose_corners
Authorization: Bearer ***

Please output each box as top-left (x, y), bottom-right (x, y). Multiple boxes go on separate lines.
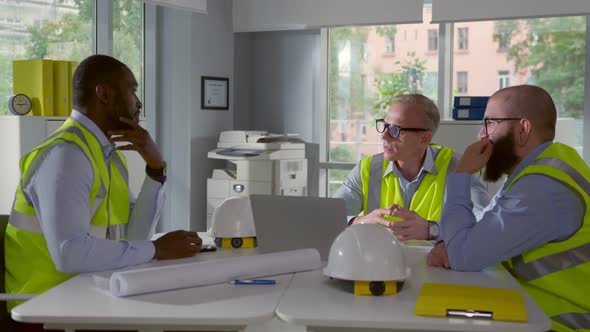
top-left (249, 195), bottom-right (347, 260)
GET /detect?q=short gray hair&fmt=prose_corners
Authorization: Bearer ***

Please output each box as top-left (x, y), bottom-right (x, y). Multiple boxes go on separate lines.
top-left (392, 94), bottom-right (440, 134)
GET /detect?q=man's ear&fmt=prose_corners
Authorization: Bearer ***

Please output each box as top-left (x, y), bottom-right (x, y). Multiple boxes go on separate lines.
top-left (95, 84), bottom-right (110, 104)
top-left (518, 118), bottom-right (532, 145)
top-left (421, 130), bottom-right (433, 144)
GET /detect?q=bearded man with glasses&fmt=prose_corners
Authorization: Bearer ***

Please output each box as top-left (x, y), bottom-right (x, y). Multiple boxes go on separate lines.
top-left (334, 94), bottom-right (489, 241)
top-left (427, 85), bottom-right (589, 332)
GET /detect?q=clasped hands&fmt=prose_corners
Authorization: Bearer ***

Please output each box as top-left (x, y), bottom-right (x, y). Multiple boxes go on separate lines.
top-left (353, 204), bottom-right (429, 241)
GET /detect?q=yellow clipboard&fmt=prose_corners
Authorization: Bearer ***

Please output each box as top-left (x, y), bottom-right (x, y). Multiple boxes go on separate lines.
top-left (414, 283), bottom-right (528, 322)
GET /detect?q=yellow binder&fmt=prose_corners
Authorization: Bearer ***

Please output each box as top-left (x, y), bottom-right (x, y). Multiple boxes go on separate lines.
top-left (414, 283), bottom-right (528, 322)
top-left (53, 60), bottom-right (70, 116)
top-left (13, 59), bottom-right (54, 116)
top-left (68, 61), bottom-right (78, 114)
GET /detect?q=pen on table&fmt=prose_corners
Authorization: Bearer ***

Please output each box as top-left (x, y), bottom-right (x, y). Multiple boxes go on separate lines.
top-left (230, 279), bottom-right (276, 285)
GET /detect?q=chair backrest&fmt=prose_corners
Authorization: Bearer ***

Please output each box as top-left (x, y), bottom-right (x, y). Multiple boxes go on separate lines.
top-left (0, 215), bottom-right (9, 325)
top-left (0, 215), bottom-right (8, 294)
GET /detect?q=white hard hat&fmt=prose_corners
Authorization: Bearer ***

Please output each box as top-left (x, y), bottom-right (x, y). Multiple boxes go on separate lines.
top-left (210, 196), bottom-right (256, 238)
top-left (323, 223), bottom-right (410, 282)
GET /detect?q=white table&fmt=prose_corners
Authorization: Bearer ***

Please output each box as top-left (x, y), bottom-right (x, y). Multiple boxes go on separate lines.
top-left (11, 236), bottom-right (293, 332)
top-left (276, 246), bottom-right (552, 332)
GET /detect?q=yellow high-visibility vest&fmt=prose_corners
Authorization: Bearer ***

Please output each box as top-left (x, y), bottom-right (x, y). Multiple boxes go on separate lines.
top-left (5, 119), bottom-right (130, 310)
top-left (502, 143), bottom-right (590, 332)
top-left (360, 144), bottom-right (454, 221)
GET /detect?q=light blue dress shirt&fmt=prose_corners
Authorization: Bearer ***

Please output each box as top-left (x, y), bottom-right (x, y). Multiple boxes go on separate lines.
top-left (334, 145), bottom-right (491, 220)
top-left (21, 110), bottom-right (166, 274)
top-left (442, 141), bottom-right (584, 271)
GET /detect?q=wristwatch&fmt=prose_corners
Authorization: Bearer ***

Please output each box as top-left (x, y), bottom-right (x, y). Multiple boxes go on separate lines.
top-left (146, 160), bottom-right (167, 179)
top-left (428, 221), bottom-right (440, 240)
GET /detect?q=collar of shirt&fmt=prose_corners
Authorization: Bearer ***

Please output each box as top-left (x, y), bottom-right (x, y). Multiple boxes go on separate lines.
top-left (503, 141), bottom-right (552, 187)
top-left (70, 110), bottom-right (117, 159)
top-left (384, 145), bottom-right (437, 183)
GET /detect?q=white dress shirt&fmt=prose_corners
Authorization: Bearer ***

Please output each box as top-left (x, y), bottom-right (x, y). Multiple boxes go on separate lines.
top-left (22, 110), bottom-right (165, 274)
top-left (442, 142), bottom-right (583, 271)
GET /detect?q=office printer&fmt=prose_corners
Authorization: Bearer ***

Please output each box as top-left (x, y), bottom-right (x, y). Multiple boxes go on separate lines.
top-left (207, 130), bottom-right (318, 228)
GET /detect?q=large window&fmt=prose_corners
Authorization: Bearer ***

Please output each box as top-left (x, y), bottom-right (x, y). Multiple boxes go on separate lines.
top-left (0, 0), bottom-right (94, 115)
top-left (452, 16), bottom-right (586, 155)
top-left (325, 10), bottom-right (587, 195)
top-left (327, 7), bottom-right (439, 195)
top-left (0, 0), bottom-right (144, 116)
top-left (113, 0), bottom-right (143, 105)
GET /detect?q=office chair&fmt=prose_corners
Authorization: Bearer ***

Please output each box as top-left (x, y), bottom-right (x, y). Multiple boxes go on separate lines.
top-left (0, 215), bottom-right (35, 330)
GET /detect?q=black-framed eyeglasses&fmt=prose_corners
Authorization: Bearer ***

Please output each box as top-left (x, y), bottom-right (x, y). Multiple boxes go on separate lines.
top-left (482, 117), bottom-right (522, 136)
top-left (375, 119), bottom-right (429, 139)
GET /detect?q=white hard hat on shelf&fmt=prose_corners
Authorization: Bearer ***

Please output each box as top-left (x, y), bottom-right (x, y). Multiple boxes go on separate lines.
top-left (210, 196), bottom-right (257, 248)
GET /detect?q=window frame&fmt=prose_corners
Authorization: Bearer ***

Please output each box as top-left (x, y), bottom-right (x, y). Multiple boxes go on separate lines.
top-left (456, 71), bottom-right (468, 93)
top-left (385, 34), bottom-right (395, 53)
top-left (428, 28), bottom-right (438, 51)
top-left (498, 70), bottom-right (510, 90)
top-left (457, 27), bottom-right (469, 50)
top-left (497, 32), bottom-right (511, 50)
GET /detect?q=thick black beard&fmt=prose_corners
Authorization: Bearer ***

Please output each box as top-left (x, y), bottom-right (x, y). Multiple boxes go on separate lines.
top-left (483, 132), bottom-right (519, 182)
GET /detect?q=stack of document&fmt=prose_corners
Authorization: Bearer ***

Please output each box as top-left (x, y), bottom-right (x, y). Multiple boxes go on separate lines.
top-left (93, 248), bottom-right (321, 297)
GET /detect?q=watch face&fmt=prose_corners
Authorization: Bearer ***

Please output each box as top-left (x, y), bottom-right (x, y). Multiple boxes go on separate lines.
top-left (429, 222), bottom-right (440, 238)
top-left (9, 94), bottom-right (32, 116)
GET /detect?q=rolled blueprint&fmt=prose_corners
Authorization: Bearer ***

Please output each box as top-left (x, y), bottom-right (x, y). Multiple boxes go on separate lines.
top-left (109, 248), bottom-right (321, 297)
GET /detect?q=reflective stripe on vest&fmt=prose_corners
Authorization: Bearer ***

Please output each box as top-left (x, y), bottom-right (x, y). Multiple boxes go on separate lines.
top-left (552, 313), bottom-right (590, 330)
top-left (9, 210), bottom-right (128, 241)
top-left (368, 154), bottom-right (385, 213)
top-left (512, 242), bottom-right (590, 281)
top-left (533, 158), bottom-right (590, 198)
top-left (112, 152), bottom-right (129, 184)
top-left (510, 157), bottom-right (590, 281)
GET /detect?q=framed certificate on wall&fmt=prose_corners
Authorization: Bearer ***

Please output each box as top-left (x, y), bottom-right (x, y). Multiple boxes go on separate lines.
top-left (201, 76), bottom-right (229, 110)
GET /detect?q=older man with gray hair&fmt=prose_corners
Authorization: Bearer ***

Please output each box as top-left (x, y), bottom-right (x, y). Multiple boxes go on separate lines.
top-left (334, 94), bottom-right (489, 240)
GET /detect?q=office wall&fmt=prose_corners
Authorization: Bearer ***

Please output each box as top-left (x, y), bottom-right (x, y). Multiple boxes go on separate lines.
top-left (234, 33), bottom-right (254, 130)
top-left (156, 6), bottom-right (193, 232)
top-left (190, 0), bottom-right (235, 231)
top-left (157, 0), bottom-right (234, 232)
top-left (234, 30), bottom-right (322, 144)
